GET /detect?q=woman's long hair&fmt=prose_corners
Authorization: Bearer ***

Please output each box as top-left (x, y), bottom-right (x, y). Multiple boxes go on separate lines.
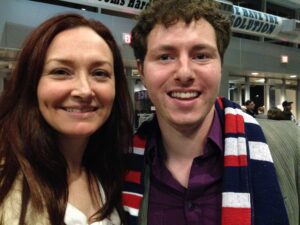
top-left (0, 13), bottom-right (133, 224)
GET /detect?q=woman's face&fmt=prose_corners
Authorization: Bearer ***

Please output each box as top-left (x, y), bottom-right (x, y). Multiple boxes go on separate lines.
top-left (37, 27), bottom-right (115, 139)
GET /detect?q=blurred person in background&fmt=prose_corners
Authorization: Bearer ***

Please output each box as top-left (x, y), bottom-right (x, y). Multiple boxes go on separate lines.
top-left (267, 107), bottom-right (285, 120)
top-left (245, 100), bottom-right (256, 117)
top-left (282, 100), bottom-right (297, 124)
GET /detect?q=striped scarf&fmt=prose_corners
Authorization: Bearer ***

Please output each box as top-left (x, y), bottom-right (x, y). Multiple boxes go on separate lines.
top-left (123, 97), bottom-right (289, 225)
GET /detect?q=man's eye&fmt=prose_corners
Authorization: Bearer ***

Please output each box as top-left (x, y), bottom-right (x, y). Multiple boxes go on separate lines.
top-left (193, 53), bottom-right (209, 60)
top-left (159, 54), bottom-right (174, 61)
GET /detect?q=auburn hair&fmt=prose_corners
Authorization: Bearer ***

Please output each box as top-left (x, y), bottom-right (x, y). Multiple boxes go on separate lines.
top-left (0, 13), bottom-right (133, 224)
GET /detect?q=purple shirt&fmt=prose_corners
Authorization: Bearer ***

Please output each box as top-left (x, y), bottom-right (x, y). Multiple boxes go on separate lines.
top-left (148, 111), bottom-right (223, 225)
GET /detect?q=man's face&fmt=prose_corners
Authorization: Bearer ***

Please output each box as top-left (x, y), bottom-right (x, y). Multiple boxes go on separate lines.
top-left (138, 19), bottom-right (221, 129)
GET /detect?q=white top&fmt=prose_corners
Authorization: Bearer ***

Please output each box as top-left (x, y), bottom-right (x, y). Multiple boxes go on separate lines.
top-left (64, 183), bottom-right (120, 225)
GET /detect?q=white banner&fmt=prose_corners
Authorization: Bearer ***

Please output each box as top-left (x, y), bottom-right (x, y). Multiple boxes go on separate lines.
top-left (60, 0), bottom-right (151, 12)
top-left (60, 1), bottom-right (285, 38)
top-left (231, 5), bottom-right (283, 37)
top-left (97, 0), bottom-right (151, 11)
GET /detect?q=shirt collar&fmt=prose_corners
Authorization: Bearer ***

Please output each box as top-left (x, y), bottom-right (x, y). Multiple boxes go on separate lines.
top-left (146, 109), bottom-right (224, 165)
top-left (208, 109), bottom-right (224, 151)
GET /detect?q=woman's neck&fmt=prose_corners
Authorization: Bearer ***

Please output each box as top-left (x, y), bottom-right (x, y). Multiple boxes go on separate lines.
top-left (58, 135), bottom-right (89, 173)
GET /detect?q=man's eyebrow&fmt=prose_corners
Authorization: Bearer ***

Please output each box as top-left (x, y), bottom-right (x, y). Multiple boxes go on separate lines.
top-left (150, 44), bottom-right (177, 52)
top-left (150, 44), bottom-right (218, 52)
top-left (191, 44), bottom-right (218, 52)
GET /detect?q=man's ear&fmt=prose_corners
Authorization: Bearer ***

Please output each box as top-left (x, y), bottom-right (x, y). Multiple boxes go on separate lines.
top-left (137, 59), bottom-right (146, 85)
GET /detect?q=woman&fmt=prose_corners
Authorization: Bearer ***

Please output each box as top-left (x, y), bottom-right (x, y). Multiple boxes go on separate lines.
top-left (0, 13), bottom-right (132, 225)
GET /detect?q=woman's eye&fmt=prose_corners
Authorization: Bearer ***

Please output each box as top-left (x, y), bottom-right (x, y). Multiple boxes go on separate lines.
top-left (93, 69), bottom-right (109, 78)
top-left (50, 68), bottom-right (69, 75)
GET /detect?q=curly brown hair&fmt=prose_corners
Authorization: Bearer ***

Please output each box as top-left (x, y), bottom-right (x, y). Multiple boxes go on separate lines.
top-left (131, 0), bottom-right (231, 64)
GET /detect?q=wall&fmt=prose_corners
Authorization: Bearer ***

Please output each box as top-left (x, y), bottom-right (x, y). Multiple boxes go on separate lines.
top-left (224, 37), bottom-right (300, 75)
top-left (220, 36), bottom-right (300, 119)
top-left (0, 0), bottom-right (299, 117)
top-left (1, 0), bottom-right (299, 74)
top-left (0, 0), bottom-right (136, 61)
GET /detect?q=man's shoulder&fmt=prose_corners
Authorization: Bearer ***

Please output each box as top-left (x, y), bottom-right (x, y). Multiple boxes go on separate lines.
top-left (257, 119), bottom-right (300, 225)
top-left (257, 118), bottom-right (299, 132)
top-left (127, 117), bottom-right (157, 158)
top-left (257, 118), bottom-right (299, 153)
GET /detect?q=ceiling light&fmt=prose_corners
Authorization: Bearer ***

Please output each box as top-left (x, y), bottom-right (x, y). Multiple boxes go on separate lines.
top-left (257, 78), bottom-right (265, 83)
top-left (290, 75), bottom-right (297, 78)
top-left (281, 55), bottom-right (288, 63)
top-left (251, 72), bottom-right (259, 75)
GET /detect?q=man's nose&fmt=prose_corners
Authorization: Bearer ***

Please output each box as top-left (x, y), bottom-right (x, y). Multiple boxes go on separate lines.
top-left (174, 55), bottom-right (195, 84)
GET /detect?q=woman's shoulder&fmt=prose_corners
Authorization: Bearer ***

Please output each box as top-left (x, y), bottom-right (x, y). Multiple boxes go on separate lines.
top-left (0, 173), bottom-right (50, 225)
top-left (0, 173), bottom-right (23, 224)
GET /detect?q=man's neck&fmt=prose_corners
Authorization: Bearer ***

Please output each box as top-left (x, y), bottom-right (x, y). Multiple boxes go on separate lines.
top-left (158, 107), bottom-right (215, 159)
top-left (156, 107), bottom-right (215, 187)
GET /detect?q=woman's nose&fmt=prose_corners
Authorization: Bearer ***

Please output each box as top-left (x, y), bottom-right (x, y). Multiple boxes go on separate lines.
top-left (71, 74), bottom-right (94, 101)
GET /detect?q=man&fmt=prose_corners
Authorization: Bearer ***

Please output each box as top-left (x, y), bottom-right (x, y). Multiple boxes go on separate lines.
top-left (256, 118), bottom-right (300, 225)
top-left (282, 100), bottom-right (297, 123)
top-left (245, 100), bottom-right (256, 117)
top-left (123, 1), bottom-right (294, 225)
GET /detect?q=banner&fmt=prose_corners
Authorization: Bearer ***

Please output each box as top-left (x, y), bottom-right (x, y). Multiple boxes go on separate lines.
top-left (60, 0), bottom-right (285, 38)
top-left (231, 5), bottom-right (283, 37)
top-left (60, 0), bottom-right (151, 12)
top-left (97, 0), bottom-right (151, 11)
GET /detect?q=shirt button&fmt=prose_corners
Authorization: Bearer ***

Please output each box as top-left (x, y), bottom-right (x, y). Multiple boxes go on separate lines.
top-left (187, 201), bottom-right (195, 210)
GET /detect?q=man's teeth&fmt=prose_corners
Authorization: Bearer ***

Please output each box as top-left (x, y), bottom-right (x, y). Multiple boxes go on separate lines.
top-left (65, 108), bottom-right (94, 113)
top-left (171, 92), bottom-right (199, 99)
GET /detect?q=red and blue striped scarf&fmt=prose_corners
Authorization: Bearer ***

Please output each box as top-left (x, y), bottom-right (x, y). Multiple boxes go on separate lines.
top-left (123, 97), bottom-right (289, 225)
